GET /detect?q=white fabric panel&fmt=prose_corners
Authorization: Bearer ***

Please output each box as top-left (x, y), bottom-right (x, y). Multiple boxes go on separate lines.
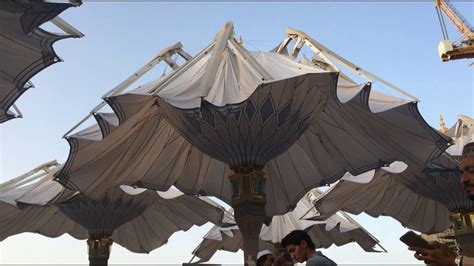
top-left (156, 186), bottom-right (184, 199)
top-left (381, 161), bottom-right (408, 174)
top-left (151, 55), bottom-right (208, 108)
top-left (445, 115), bottom-right (474, 156)
top-left (204, 50), bottom-right (261, 106)
top-left (206, 225), bottom-right (239, 241)
top-left (340, 170), bottom-right (375, 184)
top-left (0, 166), bottom-right (63, 206)
top-left (120, 185), bottom-right (147, 195)
top-left (367, 90), bottom-right (412, 113)
top-left (335, 78), bottom-right (366, 104)
top-left (149, 51), bottom-right (325, 109)
top-left (252, 52), bottom-right (324, 79)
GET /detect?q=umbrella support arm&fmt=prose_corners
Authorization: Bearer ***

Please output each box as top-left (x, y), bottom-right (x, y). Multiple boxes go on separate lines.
top-left (87, 237), bottom-right (113, 266)
top-left (229, 167), bottom-right (267, 265)
top-left (279, 28), bottom-right (419, 102)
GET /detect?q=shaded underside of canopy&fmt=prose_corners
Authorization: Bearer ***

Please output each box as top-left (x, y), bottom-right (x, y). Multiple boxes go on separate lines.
top-left (313, 170), bottom-right (454, 234)
top-left (0, 0), bottom-right (80, 123)
top-left (0, 174), bottom-right (229, 254)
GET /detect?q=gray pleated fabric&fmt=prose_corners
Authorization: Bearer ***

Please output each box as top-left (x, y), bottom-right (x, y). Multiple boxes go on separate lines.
top-left (0, 0), bottom-right (80, 123)
top-left (0, 181), bottom-right (227, 253)
top-left (313, 167), bottom-right (458, 234)
top-left (313, 113), bottom-right (474, 235)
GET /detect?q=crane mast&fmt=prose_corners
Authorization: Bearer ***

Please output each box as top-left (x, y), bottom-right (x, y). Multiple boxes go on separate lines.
top-left (435, 0), bottom-right (474, 62)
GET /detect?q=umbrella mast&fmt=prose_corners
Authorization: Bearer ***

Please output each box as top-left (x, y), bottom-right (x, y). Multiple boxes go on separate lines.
top-left (202, 22), bottom-right (272, 264)
top-left (229, 166), bottom-right (267, 264)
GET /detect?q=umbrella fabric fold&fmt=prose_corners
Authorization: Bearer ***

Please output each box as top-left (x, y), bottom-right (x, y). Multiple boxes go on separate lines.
top-left (0, 163), bottom-right (230, 254)
top-left (0, 0), bottom-right (82, 123)
top-left (311, 115), bottom-right (474, 234)
top-left (311, 170), bottom-right (452, 234)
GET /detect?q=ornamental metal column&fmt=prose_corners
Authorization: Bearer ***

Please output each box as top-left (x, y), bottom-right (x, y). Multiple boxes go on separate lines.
top-left (229, 166), bottom-right (267, 265)
top-left (87, 237), bottom-right (113, 266)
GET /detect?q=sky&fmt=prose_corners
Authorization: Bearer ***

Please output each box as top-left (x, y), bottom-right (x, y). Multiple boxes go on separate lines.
top-left (0, 1), bottom-right (473, 264)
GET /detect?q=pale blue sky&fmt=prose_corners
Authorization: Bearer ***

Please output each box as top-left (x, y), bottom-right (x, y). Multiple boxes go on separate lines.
top-left (1, 1), bottom-right (473, 264)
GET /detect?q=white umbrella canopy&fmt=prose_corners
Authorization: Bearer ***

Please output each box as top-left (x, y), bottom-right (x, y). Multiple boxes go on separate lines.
top-left (310, 116), bottom-right (474, 234)
top-left (0, 162), bottom-right (231, 265)
top-left (0, 0), bottom-right (82, 123)
top-left (55, 22), bottom-right (449, 262)
top-left (190, 189), bottom-right (383, 263)
top-left (310, 170), bottom-right (452, 234)
top-left (56, 22), bottom-right (449, 214)
top-left (310, 150), bottom-right (474, 234)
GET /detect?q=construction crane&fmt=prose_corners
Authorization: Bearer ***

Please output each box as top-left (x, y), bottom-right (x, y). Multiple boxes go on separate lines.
top-left (435, 0), bottom-right (474, 62)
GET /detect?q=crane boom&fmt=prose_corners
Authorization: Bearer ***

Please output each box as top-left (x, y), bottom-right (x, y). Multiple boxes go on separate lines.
top-left (435, 0), bottom-right (474, 40)
top-left (435, 0), bottom-right (474, 61)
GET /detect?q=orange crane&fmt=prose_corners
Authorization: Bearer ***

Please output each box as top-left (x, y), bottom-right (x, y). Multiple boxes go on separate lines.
top-left (435, 0), bottom-right (474, 62)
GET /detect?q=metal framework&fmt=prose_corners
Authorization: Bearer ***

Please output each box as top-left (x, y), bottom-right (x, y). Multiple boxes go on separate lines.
top-left (279, 28), bottom-right (419, 102)
top-left (63, 42), bottom-right (192, 137)
top-left (0, 160), bottom-right (59, 193)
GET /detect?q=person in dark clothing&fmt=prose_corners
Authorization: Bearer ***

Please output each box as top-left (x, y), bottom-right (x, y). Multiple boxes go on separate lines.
top-left (281, 230), bottom-right (336, 265)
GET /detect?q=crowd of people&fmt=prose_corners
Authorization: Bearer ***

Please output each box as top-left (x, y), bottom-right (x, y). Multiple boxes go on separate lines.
top-left (255, 142), bottom-right (474, 266)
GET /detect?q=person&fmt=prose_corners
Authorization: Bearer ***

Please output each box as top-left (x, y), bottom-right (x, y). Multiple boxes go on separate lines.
top-left (257, 250), bottom-right (275, 266)
top-left (281, 230), bottom-right (336, 265)
top-left (409, 142), bottom-right (474, 265)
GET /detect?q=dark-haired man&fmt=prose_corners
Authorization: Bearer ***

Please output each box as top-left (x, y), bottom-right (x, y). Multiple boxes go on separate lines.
top-left (281, 230), bottom-right (336, 265)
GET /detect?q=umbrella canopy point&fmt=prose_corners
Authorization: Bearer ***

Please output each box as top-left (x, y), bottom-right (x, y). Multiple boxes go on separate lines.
top-left (0, 0), bottom-right (82, 123)
top-left (58, 191), bottom-right (155, 237)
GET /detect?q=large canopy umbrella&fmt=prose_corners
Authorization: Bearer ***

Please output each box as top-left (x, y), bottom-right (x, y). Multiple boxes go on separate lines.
top-left (190, 188), bottom-right (384, 263)
top-left (308, 168), bottom-right (454, 234)
top-left (0, 162), bottom-right (231, 266)
top-left (55, 22), bottom-right (449, 262)
top-left (0, 0), bottom-right (82, 123)
top-left (310, 138), bottom-right (473, 235)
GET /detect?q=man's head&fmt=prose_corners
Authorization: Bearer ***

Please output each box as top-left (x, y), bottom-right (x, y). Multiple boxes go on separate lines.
top-left (461, 142), bottom-right (474, 200)
top-left (256, 250), bottom-right (274, 266)
top-left (281, 230), bottom-right (315, 263)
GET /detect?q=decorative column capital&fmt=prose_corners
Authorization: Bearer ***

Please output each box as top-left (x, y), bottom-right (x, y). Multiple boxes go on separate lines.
top-left (87, 236), bottom-right (113, 265)
top-left (228, 167), bottom-right (266, 208)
